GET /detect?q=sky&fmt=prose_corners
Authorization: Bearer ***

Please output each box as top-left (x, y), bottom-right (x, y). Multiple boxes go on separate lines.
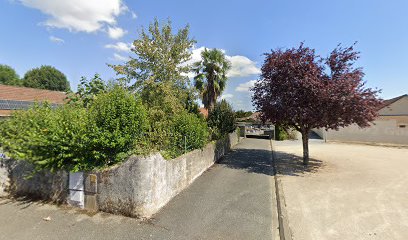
top-left (1, 0), bottom-right (408, 111)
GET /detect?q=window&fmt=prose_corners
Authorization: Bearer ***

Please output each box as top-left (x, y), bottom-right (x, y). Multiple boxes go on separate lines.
top-left (399, 125), bottom-right (406, 128)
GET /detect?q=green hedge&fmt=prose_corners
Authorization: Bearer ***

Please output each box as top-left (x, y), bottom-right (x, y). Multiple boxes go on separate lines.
top-left (164, 112), bottom-right (209, 159)
top-left (0, 87), bottom-right (148, 172)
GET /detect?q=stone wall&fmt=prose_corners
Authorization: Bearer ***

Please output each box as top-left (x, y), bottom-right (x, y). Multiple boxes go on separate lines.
top-left (0, 131), bottom-right (240, 218)
top-left (94, 131), bottom-right (240, 217)
top-left (0, 159), bottom-right (10, 197)
top-left (0, 158), bottom-right (68, 202)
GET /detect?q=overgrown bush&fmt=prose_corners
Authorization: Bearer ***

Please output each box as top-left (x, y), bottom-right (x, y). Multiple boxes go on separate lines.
top-left (207, 100), bottom-right (236, 139)
top-left (0, 103), bottom-right (90, 171)
top-left (0, 87), bottom-right (148, 172)
top-left (275, 125), bottom-right (288, 141)
top-left (87, 86), bottom-right (149, 166)
top-left (162, 112), bottom-right (209, 159)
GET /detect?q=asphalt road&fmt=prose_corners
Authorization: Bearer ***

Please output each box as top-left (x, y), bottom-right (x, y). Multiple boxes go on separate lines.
top-left (0, 138), bottom-right (278, 240)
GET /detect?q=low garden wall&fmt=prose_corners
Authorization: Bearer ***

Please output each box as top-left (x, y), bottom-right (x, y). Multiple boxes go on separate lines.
top-left (0, 130), bottom-right (240, 218)
top-left (94, 130), bottom-right (240, 217)
top-left (0, 158), bottom-right (68, 202)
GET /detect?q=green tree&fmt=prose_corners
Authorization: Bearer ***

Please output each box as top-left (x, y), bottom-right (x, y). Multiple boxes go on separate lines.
top-left (110, 18), bottom-right (196, 112)
top-left (23, 65), bottom-right (70, 91)
top-left (207, 100), bottom-right (236, 139)
top-left (235, 110), bottom-right (253, 118)
top-left (68, 74), bottom-right (108, 107)
top-left (193, 48), bottom-right (231, 110)
top-left (110, 18), bottom-right (199, 153)
top-left (0, 64), bottom-right (21, 86)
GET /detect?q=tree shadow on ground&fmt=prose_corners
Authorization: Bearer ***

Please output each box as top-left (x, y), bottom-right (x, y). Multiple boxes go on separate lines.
top-left (217, 138), bottom-right (324, 177)
top-left (0, 195), bottom-right (65, 210)
top-left (274, 151), bottom-right (324, 177)
top-left (218, 148), bottom-right (274, 176)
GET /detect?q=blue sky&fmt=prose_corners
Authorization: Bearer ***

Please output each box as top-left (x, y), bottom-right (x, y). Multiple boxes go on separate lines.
top-left (1, 0), bottom-right (408, 110)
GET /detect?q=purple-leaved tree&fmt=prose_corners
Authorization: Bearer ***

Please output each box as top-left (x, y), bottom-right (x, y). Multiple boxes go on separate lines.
top-left (252, 43), bottom-right (382, 165)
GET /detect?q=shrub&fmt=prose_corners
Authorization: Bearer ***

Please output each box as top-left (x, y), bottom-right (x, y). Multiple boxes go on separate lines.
top-left (0, 87), bottom-right (149, 172)
top-left (207, 100), bottom-right (236, 139)
top-left (161, 112), bottom-right (209, 159)
top-left (88, 86), bottom-right (149, 166)
top-left (275, 125), bottom-right (288, 141)
top-left (0, 103), bottom-right (90, 171)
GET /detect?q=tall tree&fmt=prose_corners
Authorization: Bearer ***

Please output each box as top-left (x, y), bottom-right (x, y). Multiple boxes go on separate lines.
top-left (252, 43), bottom-right (382, 165)
top-left (193, 48), bottom-right (231, 110)
top-left (0, 64), bottom-right (21, 86)
top-left (67, 74), bottom-right (108, 107)
top-left (235, 110), bottom-right (253, 118)
top-left (23, 65), bottom-right (70, 91)
top-left (110, 18), bottom-right (196, 113)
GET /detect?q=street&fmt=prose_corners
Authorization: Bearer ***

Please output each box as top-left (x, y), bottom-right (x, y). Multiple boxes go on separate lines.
top-left (0, 139), bottom-right (278, 240)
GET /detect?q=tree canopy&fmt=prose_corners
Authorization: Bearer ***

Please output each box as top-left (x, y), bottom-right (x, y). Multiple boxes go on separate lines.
top-left (0, 64), bottom-right (21, 86)
top-left (23, 65), bottom-right (70, 91)
top-left (252, 43), bottom-right (382, 165)
top-left (110, 18), bottom-right (196, 113)
top-left (68, 74), bottom-right (108, 107)
top-left (235, 110), bottom-right (253, 118)
top-left (193, 48), bottom-right (231, 110)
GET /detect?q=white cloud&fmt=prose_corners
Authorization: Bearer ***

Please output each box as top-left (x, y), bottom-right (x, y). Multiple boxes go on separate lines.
top-left (227, 56), bottom-right (261, 77)
top-left (189, 46), bottom-right (206, 64)
top-left (19, 0), bottom-right (127, 35)
top-left (131, 11), bottom-right (137, 19)
top-left (186, 46), bottom-right (260, 78)
top-left (112, 53), bottom-right (129, 61)
top-left (49, 35), bottom-right (64, 44)
top-left (220, 93), bottom-right (233, 100)
top-left (107, 26), bottom-right (127, 39)
top-left (235, 80), bottom-right (257, 92)
top-left (105, 42), bottom-right (132, 52)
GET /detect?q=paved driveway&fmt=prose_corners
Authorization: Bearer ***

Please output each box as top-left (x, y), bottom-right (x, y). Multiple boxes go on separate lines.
top-left (0, 139), bottom-right (277, 240)
top-left (273, 140), bottom-right (408, 240)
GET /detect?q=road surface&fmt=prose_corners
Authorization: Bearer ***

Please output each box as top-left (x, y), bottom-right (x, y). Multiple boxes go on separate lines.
top-left (0, 138), bottom-right (277, 240)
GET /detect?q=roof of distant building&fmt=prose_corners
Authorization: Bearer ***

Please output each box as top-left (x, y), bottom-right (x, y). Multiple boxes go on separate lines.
top-left (199, 107), bottom-right (208, 118)
top-left (0, 84), bottom-right (67, 116)
top-left (380, 94), bottom-right (408, 109)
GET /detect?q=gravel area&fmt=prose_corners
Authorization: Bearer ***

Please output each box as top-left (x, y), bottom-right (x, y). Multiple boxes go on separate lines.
top-left (274, 140), bottom-right (408, 240)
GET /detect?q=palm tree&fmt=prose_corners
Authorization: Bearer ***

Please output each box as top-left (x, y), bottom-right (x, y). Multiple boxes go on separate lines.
top-left (193, 48), bottom-right (231, 110)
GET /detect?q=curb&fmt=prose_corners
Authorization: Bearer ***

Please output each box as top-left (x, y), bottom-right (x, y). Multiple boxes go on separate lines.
top-left (270, 140), bottom-right (293, 240)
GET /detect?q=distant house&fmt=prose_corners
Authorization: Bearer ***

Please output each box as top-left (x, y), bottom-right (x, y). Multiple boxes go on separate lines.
top-left (315, 94), bottom-right (408, 145)
top-left (237, 112), bottom-right (261, 123)
top-left (378, 94), bottom-right (408, 127)
top-left (0, 84), bottom-right (67, 117)
top-left (199, 107), bottom-right (208, 118)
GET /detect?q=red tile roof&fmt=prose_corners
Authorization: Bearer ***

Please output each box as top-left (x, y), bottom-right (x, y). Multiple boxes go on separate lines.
top-left (199, 107), bottom-right (208, 118)
top-left (0, 85), bottom-right (67, 116)
top-left (0, 84), bottom-right (67, 104)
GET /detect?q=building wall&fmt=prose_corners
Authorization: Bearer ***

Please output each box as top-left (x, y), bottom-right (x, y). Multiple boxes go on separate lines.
top-left (326, 119), bottom-right (408, 145)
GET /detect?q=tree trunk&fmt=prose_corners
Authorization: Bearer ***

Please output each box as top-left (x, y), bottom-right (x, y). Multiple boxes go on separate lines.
top-left (301, 130), bottom-right (309, 166)
top-left (208, 76), bottom-right (215, 111)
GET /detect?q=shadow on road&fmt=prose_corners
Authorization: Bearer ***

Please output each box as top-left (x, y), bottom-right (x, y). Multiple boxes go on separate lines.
top-left (218, 148), bottom-right (273, 176)
top-left (274, 151), bottom-right (324, 177)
